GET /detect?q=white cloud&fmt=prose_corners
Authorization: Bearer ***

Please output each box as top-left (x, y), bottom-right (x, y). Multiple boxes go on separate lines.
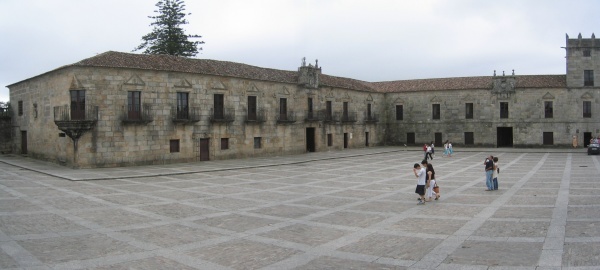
top-left (2, 0), bottom-right (600, 101)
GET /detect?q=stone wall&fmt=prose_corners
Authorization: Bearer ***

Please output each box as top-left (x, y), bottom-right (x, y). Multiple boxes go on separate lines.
top-left (10, 66), bottom-right (385, 168)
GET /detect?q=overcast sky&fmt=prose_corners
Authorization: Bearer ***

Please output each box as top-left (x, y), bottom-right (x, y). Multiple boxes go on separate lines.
top-left (1, 0), bottom-right (599, 102)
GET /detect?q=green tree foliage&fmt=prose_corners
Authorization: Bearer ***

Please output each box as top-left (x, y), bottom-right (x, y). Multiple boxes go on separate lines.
top-left (134, 0), bottom-right (204, 57)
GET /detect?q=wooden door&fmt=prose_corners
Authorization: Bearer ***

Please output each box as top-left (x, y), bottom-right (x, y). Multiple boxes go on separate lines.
top-left (199, 138), bottom-right (209, 161)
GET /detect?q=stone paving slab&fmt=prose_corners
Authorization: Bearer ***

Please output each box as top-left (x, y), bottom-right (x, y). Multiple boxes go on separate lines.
top-left (0, 147), bottom-right (599, 269)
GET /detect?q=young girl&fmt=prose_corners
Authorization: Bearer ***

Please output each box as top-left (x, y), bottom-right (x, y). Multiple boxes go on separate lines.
top-left (425, 163), bottom-right (437, 201)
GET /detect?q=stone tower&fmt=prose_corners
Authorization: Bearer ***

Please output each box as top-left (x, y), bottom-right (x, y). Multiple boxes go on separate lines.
top-left (298, 57), bottom-right (321, 89)
top-left (565, 33), bottom-right (600, 88)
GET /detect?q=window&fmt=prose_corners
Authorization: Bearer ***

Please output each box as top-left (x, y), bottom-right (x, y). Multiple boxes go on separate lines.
top-left (214, 94), bottom-right (224, 119)
top-left (500, 102), bottom-right (509, 118)
top-left (327, 133), bottom-right (333, 146)
top-left (367, 103), bottom-right (372, 119)
top-left (465, 103), bottom-right (473, 119)
top-left (584, 70), bottom-right (594, 86)
top-left (70, 90), bottom-right (86, 120)
top-left (343, 101), bottom-right (349, 120)
top-left (465, 132), bottom-right (474, 145)
top-left (18, 100), bottom-right (23, 116)
top-left (432, 104), bottom-right (440, 120)
top-left (254, 137), bottom-right (261, 149)
top-left (307, 97), bottom-right (314, 119)
top-left (326, 100), bottom-right (333, 120)
top-left (583, 101), bottom-right (592, 118)
top-left (396, 105), bottom-right (403, 120)
top-left (170, 139), bottom-right (180, 153)
top-left (584, 49), bottom-right (591, 57)
top-left (544, 101), bottom-right (553, 118)
top-left (127, 91), bottom-right (141, 120)
top-left (543, 132), bottom-right (554, 145)
top-left (176, 92), bottom-right (189, 119)
top-left (279, 98), bottom-right (287, 120)
top-left (221, 138), bottom-right (229, 150)
top-left (247, 96), bottom-right (257, 121)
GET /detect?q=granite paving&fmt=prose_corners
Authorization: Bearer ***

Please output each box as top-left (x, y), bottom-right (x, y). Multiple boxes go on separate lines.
top-left (0, 147), bottom-right (598, 269)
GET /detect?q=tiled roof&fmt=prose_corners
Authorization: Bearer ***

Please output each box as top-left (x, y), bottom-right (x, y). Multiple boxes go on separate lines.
top-left (9, 51), bottom-right (566, 92)
top-left (72, 51), bottom-right (299, 84)
top-left (371, 75), bottom-right (566, 93)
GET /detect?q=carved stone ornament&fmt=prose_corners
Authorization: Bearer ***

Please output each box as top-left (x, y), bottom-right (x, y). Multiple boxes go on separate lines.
top-left (491, 76), bottom-right (516, 99)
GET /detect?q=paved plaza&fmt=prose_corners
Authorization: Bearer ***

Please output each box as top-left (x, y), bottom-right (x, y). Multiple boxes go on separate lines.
top-left (0, 147), bottom-right (599, 269)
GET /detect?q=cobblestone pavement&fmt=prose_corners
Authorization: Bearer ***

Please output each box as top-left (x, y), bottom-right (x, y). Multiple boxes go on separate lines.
top-left (0, 147), bottom-right (599, 269)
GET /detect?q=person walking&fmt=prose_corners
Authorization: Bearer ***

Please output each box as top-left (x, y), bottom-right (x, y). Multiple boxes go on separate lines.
top-left (484, 155), bottom-right (494, 191)
top-left (414, 162), bottom-right (427, 204)
top-left (425, 144), bottom-right (433, 161)
top-left (448, 141), bottom-right (453, 157)
top-left (492, 157), bottom-right (499, 190)
top-left (430, 141), bottom-right (435, 158)
top-left (572, 135), bottom-right (578, 148)
top-left (442, 140), bottom-right (449, 157)
top-left (425, 163), bottom-right (437, 201)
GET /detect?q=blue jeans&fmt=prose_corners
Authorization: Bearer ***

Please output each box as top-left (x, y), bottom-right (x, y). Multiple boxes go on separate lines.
top-left (493, 177), bottom-right (498, 190)
top-left (485, 170), bottom-right (494, 190)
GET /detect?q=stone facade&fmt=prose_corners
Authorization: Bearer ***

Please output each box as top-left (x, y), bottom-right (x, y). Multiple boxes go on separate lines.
top-left (7, 34), bottom-right (600, 168)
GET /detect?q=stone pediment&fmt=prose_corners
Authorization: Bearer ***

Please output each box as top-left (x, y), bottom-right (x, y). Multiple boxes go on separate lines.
top-left (542, 92), bottom-right (555, 99)
top-left (581, 92), bottom-right (593, 99)
top-left (212, 80), bottom-right (227, 90)
top-left (279, 86), bottom-right (290, 95)
top-left (430, 96), bottom-right (443, 103)
top-left (124, 74), bottom-right (145, 86)
top-left (325, 91), bottom-right (335, 98)
top-left (394, 97), bottom-right (405, 104)
top-left (248, 84), bottom-right (260, 92)
top-left (122, 74), bottom-right (145, 91)
top-left (366, 94), bottom-right (373, 102)
top-left (463, 94), bottom-right (474, 101)
top-left (174, 78), bottom-right (192, 88)
top-left (69, 75), bottom-right (84, 90)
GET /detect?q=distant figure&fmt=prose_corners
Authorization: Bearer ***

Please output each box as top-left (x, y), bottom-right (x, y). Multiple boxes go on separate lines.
top-left (413, 162), bottom-right (427, 205)
top-left (492, 157), bottom-right (499, 190)
top-left (484, 155), bottom-right (494, 191)
top-left (572, 135), bottom-right (578, 148)
top-left (425, 163), bottom-right (438, 202)
top-left (430, 141), bottom-right (435, 157)
top-left (448, 142), bottom-right (453, 157)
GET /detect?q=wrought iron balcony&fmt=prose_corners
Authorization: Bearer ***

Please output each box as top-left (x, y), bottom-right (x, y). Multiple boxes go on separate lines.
top-left (305, 110), bottom-right (321, 122)
top-left (322, 110), bottom-right (339, 123)
top-left (210, 107), bottom-right (235, 123)
top-left (276, 111), bottom-right (296, 124)
top-left (122, 104), bottom-right (153, 124)
top-left (245, 108), bottom-right (266, 123)
top-left (340, 111), bottom-right (357, 123)
top-left (365, 112), bottom-right (379, 123)
top-left (172, 106), bottom-right (200, 123)
top-left (53, 105), bottom-right (98, 140)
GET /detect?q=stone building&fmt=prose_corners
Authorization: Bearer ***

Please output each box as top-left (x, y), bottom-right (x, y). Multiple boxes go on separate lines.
top-left (7, 33), bottom-right (600, 168)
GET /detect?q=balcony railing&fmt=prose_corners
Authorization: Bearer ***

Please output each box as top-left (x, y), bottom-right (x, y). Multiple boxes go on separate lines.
top-left (340, 111), bottom-right (357, 123)
top-left (276, 111), bottom-right (296, 124)
top-left (122, 104), bottom-right (153, 124)
top-left (322, 111), bottom-right (339, 123)
top-left (53, 105), bottom-right (98, 121)
top-left (305, 110), bottom-right (321, 122)
top-left (172, 106), bottom-right (200, 123)
top-left (0, 107), bottom-right (11, 120)
top-left (364, 112), bottom-right (379, 123)
top-left (53, 105), bottom-right (98, 140)
top-left (210, 107), bottom-right (235, 123)
top-left (245, 108), bottom-right (266, 123)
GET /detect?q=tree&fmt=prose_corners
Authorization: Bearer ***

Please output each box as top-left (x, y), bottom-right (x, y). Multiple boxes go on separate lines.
top-left (134, 0), bottom-right (204, 57)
